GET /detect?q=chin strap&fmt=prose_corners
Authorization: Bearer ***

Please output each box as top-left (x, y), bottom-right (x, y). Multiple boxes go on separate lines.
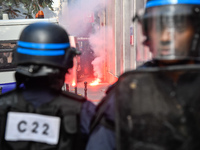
top-left (63, 47), bottom-right (81, 71)
top-left (154, 59), bottom-right (194, 67)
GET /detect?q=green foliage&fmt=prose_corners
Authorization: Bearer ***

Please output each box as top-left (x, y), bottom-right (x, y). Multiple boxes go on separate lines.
top-left (3, 5), bottom-right (21, 18)
top-left (2, 0), bottom-right (54, 19)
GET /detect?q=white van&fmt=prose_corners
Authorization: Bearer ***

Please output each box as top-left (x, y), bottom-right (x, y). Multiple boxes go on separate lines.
top-left (0, 18), bottom-right (58, 93)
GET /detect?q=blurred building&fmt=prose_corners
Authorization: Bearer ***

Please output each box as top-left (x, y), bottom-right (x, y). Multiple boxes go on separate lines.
top-left (98, 0), bottom-right (151, 83)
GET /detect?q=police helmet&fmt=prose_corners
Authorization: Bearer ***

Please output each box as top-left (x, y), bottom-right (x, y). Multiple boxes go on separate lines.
top-left (138, 0), bottom-right (200, 61)
top-left (14, 22), bottom-right (78, 77)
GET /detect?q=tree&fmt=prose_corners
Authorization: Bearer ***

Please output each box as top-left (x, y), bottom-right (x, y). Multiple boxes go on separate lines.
top-left (2, 0), bottom-right (54, 19)
top-left (3, 2), bottom-right (21, 18)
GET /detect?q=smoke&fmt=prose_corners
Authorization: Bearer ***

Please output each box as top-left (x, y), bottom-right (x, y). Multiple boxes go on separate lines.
top-left (89, 27), bottom-right (113, 81)
top-left (89, 28), bottom-right (104, 79)
top-left (59, 0), bottom-right (107, 36)
top-left (60, 0), bottom-right (112, 82)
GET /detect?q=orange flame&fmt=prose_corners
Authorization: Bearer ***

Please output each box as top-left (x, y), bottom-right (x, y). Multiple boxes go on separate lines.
top-left (72, 82), bottom-right (76, 87)
top-left (90, 78), bottom-right (101, 86)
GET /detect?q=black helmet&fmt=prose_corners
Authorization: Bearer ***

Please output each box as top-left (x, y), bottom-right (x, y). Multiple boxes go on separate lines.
top-left (138, 0), bottom-right (200, 61)
top-left (14, 22), bottom-right (78, 77)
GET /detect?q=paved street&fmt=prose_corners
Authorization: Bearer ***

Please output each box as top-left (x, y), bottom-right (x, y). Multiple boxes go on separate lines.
top-left (68, 78), bottom-right (111, 105)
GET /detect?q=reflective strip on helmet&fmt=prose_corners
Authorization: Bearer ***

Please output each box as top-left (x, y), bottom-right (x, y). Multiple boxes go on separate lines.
top-left (18, 41), bottom-right (70, 49)
top-left (146, 0), bottom-right (200, 8)
top-left (17, 48), bottom-right (65, 56)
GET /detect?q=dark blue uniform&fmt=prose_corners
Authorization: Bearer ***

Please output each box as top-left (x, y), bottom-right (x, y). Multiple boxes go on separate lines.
top-left (0, 86), bottom-right (95, 150)
top-left (86, 60), bottom-right (200, 150)
top-left (86, 60), bottom-right (158, 150)
top-left (23, 87), bottom-right (96, 139)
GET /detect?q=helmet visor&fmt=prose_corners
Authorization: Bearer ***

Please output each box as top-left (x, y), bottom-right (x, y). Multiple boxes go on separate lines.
top-left (143, 5), bottom-right (197, 60)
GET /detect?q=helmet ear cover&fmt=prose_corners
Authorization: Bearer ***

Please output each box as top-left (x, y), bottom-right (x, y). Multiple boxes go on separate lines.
top-left (132, 10), bottom-right (149, 45)
top-left (62, 47), bottom-right (81, 71)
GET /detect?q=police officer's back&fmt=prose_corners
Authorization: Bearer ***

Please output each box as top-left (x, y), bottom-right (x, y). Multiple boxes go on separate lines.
top-left (86, 0), bottom-right (200, 150)
top-left (0, 22), bottom-right (95, 150)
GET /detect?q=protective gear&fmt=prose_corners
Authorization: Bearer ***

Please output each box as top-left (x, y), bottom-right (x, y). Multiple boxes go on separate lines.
top-left (14, 22), bottom-right (79, 77)
top-left (0, 89), bottom-right (86, 150)
top-left (115, 65), bottom-right (200, 150)
top-left (137, 0), bottom-right (200, 61)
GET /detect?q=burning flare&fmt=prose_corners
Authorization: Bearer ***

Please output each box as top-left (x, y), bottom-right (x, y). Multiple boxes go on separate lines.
top-left (72, 82), bottom-right (76, 87)
top-left (90, 78), bottom-right (101, 86)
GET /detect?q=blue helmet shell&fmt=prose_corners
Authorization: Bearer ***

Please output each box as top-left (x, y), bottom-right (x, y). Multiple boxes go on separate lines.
top-left (146, 0), bottom-right (200, 8)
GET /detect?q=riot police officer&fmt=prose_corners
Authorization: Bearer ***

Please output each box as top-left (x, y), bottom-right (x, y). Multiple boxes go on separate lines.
top-left (86, 0), bottom-right (200, 150)
top-left (0, 22), bottom-right (95, 150)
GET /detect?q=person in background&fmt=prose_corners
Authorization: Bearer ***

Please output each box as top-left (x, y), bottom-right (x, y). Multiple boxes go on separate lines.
top-left (0, 22), bottom-right (95, 150)
top-left (86, 0), bottom-right (200, 150)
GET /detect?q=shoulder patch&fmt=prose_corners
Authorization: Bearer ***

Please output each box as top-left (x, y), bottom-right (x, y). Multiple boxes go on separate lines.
top-left (61, 91), bottom-right (86, 102)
